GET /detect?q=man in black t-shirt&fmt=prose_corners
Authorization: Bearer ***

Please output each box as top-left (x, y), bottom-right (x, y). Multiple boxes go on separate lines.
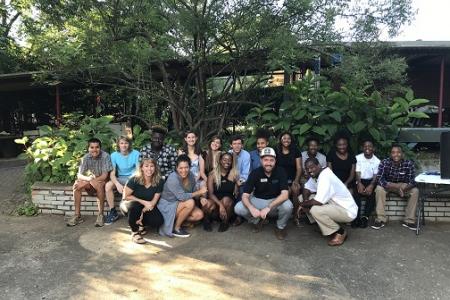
top-left (234, 147), bottom-right (293, 240)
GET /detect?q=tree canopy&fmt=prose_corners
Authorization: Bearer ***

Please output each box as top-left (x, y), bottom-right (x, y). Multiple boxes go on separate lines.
top-left (4, 0), bottom-right (415, 141)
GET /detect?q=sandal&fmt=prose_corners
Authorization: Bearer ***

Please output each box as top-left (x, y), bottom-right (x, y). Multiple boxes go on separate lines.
top-left (132, 232), bottom-right (146, 244)
top-left (138, 226), bottom-right (147, 236)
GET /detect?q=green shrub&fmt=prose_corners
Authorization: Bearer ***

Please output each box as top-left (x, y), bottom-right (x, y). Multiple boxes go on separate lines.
top-left (130, 124), bottom-right (151, 150)
top-left (16, 201), bottom-right (39, 216)
top-left (16, 116), bottom-right (117, 185)
top-left (245, 73), bottom-right (429, 156)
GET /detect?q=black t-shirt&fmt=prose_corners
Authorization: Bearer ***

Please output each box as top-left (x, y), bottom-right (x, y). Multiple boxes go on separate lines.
top-left (243, 166), bottom-right (289, 199)
top-left (276, 147), bottom-right (301, 182)
top-left (326, 150), bottom-right (356, 183)
top-left (126, 177), bottom-right (164, 201)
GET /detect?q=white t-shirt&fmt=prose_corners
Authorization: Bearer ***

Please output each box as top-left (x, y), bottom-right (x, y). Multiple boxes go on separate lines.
top-left (304, 177), bottom-right (318, 193)
top-left (301, 151), bottom-right (327, 169)
top-left (355, 153), bottom-right (380, 180)
top-left (315, 167), bottom-right (358, 219)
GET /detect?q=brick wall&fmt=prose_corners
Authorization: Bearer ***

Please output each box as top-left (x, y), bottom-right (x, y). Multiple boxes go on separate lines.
top-left (31, 182), bottom-right (450, 222)
top-left (31, 182), bottom-right (121, 216)
top-left (377, 198), bottom-right (450, 222)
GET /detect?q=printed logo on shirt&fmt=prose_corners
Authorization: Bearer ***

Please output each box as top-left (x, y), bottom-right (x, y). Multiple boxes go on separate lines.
top-left (260, 178), bottom-right (268, 183)
top-left (272, 179), bottom-right (279, 184)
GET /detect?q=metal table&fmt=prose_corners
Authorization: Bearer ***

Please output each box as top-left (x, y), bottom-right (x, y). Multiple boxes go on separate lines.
top-left (415, 173), bottom-right (450, 235)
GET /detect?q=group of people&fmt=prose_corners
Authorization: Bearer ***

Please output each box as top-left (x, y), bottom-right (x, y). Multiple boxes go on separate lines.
top-left (66, 126), bottom-right (419, 246)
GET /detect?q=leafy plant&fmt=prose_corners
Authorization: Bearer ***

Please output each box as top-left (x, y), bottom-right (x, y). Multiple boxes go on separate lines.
top-left (16, 116), bottom-right (117, 186)
top-left (16, 201), bottom-right (39, 217)
top-left (131, 124), bottom-right (151, 150)
top-left (245, 73), bottom-right (429, 156)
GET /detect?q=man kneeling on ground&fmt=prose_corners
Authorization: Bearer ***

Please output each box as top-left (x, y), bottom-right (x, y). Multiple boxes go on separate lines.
top-left (67, 138), bottom-right (113, 227)
top-left (234, 147), bottom-right (293, 240)
top-left (299, 157), bottom-right (358, 246)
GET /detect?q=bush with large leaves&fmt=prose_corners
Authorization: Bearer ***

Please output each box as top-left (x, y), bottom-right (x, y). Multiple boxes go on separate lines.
top-left (246, 73), bottom-right (429, 155)
top-left (15, 116), bottom-right (117, 186)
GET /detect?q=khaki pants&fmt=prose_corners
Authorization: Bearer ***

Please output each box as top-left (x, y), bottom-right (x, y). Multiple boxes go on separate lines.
top-left (310, 203), bottom-right (354, 236)
top-left (375, 185), bottom-right (419, 223)
top-left (298, 194), bottom-right (316, 224)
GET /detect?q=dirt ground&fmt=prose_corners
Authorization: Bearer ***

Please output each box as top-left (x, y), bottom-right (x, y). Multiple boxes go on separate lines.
top-left (1, 213), bottom-right (450, 300)
top-left (1, 163), bottom-right (449, 299)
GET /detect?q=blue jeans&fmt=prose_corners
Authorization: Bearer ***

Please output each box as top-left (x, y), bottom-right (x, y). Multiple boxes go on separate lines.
top-left (234, 196), bottom-right (293, 229)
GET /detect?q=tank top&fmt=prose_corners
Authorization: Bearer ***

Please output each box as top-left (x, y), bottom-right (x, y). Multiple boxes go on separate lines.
top-left (213, 171), bottom-right (235, 199)
top-left (190, 156), bottom-right (200, 179)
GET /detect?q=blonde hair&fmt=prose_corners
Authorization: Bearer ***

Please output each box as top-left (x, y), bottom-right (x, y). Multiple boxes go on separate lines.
top-left (205, 136), bottom-right (222, 172)
top-left (132, 158), bottom-right (161, 187)
top-left (213, 152), bottom-right (238, 189)
top-left (116, 135), bottom-right (132, 153)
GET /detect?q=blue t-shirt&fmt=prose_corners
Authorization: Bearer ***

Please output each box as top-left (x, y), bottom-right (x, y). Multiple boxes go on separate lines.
top-left (111, 150), bottom-right (140, 178)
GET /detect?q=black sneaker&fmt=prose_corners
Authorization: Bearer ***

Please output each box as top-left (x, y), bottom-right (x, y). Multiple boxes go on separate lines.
top-left (360, 216), bottom-right (369, 228)
top-left (402, 222), bottom-right (417, 231)
top-left (172, 228), bottom-right (191, 238)
top-left (371, 220), bottom-right (385, 230)
top-left (203, 218), bottom-right (213, 232)
top-left (351, 218), bottom-right (361, 228)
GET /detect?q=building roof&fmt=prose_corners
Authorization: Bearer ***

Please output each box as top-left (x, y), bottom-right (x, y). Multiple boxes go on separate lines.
top-left (389, 41), bottom-right (450, 49)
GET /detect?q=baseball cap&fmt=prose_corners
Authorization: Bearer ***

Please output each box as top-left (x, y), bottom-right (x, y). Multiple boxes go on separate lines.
top-left (260, 147), bottom-right (276, 158)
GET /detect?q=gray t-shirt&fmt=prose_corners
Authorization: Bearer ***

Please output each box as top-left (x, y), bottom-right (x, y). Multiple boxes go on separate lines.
top-left (301, 151), bottom-right (327, 169)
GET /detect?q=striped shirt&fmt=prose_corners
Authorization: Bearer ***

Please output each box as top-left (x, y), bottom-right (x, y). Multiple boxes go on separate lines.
top-left (376, 158), bottom-right (416, 188)
top-left (78, 150), bottom-right (113, 177)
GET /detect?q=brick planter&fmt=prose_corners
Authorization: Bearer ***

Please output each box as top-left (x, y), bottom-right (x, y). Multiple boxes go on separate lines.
top-left (31, 182), bottom-right (121, 216)
top-left (380, 196), bottom-right (450, 222)
top-left (31, 182), bottom-right (450, 221)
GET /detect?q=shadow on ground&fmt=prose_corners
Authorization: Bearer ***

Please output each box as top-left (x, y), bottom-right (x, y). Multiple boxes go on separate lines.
top-left (1, 214), bottom-right (450, 300)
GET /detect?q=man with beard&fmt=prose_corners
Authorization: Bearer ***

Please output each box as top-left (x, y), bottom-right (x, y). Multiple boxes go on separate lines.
top-left (140, 125), bottom-right (177, 180)
top-left (299, 157), bottom-right (357, 246)
top-left (371, 144), bottom-right (418, 230)
top-left (234, 147), bottom-right (293, 240)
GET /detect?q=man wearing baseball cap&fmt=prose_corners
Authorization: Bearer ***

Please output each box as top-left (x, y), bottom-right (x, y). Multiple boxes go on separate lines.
top-left (234, 147), bottom-right (293, 240)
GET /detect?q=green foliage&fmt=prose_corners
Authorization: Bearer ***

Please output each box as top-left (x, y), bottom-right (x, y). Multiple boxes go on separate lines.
top-left (325, 43), bottom-right (410, 98)
top-left (16, 201), bottom-right (39, 216)
top-left (21, 0), bottom-right (415, 142)
top-left (131, 124), bottom-right (150, 150)
top-left (245, 73), bottom-right (429, 156)
top-left (16, 115), bottom-right (117, 185)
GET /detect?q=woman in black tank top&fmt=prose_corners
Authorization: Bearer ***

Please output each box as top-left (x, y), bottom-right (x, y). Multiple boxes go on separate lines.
top-left (206, 152), bottom-right (238, 232)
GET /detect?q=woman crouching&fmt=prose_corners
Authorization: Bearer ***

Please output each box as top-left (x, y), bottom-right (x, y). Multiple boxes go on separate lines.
top-left (158, 155), bottom-right (205, 238)
top-left (205, 152), bottom-right (239, 232)
top-left (121, 158), bottom-right (164, 244)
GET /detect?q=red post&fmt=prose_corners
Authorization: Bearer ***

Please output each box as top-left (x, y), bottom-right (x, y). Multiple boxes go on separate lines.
top-left (55, 85), bottom-right (61, 126)
top-left (438, 56), bottom-right (445, 127)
